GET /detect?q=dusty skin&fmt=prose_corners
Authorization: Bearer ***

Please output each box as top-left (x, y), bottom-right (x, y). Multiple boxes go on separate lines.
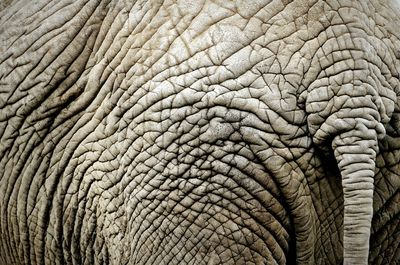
top-left (0, 0), bottom-right (399, 264)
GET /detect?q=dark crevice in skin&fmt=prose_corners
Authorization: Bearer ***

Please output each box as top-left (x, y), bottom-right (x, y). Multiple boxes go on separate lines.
top-left (370, 216), bottom-right (400, 264)
top-left (371, 189), bottom-right (400, 235)
top-left (370, 210), bottom-right (400, 264)
top-left (387, 115), bottom-right (400, 137)
top-left (310, 148), bottom-right (343, 264)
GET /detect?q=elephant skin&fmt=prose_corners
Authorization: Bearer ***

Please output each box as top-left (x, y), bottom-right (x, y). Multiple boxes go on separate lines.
top-left (0, 0), bottom-right (399, 264)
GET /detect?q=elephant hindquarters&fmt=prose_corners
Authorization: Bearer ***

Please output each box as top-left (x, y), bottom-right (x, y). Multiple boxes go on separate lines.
top-left (114, 105), bottom-right (299, 264)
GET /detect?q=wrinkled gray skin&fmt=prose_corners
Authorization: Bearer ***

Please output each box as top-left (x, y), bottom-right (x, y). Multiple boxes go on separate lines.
top-left (0, 0), bottom-right (400, 264)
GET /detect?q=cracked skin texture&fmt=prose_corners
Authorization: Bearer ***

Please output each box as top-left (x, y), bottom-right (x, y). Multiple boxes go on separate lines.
top-left (0, 0), bottom-right (399, 264)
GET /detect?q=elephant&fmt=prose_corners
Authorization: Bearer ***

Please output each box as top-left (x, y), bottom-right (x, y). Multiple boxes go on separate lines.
top-left (0, 0), bottom-right (399, 264)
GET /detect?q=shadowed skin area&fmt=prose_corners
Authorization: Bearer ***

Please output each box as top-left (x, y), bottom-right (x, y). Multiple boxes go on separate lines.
top-left (0, 0), bottom-right (399, 264)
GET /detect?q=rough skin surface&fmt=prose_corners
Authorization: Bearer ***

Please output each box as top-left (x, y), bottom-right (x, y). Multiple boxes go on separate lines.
top-left (0, 0), bottom-right (399, 264)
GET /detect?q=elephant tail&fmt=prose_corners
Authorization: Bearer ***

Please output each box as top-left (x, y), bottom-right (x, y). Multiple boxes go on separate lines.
top-left (331, 121), bottom-right (383, 265)
top-left (306, 84), bottom-right (392, 264)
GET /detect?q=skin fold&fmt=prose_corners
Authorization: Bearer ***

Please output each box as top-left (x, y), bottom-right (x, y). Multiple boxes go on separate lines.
top-left (0, 0), bottom-right (399, 264)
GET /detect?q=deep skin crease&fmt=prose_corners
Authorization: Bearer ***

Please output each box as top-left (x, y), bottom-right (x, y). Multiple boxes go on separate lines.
top-left (0, 0), bottom-right (399, 264)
